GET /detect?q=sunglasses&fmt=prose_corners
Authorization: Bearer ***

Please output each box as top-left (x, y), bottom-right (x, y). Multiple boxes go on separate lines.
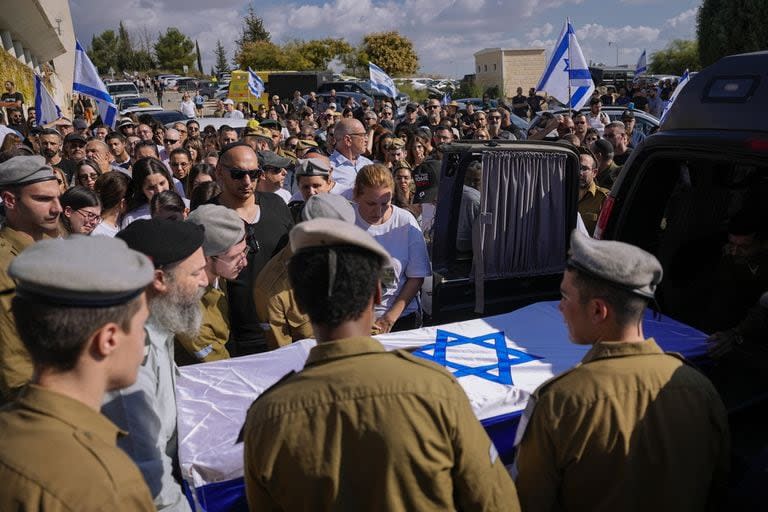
top-left (263, 166), bottom-right (284, 174)
top-left (227, 168), bottom-right (261, 180)
top-left (427, 105), bottom-right (441, 109)
top-left (164, 139), bottom-right (179, 144)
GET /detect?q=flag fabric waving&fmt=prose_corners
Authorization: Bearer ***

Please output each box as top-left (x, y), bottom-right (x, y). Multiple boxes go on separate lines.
top-left (635, 49), bottom-right (647, 77)
top-left (369, 62), bottom-right (397, 98)
top-left (73, 40), bottom-right (118, 127)
top-left (659, 69), bottom-right (690, 124)
top-left (34, 74), bottom-right (62, 126)
top-left (535, 19), bottom-right (595, 109)
top-left (441, 91), bottom-right (451, 106)
top-left (247, 67), bottom-right (265, 98)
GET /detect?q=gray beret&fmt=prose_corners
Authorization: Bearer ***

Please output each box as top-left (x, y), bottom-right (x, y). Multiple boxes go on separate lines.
top-left (8, 235), bottom-right (154, 307)
top-left (0, 156), bottom-right (57, 187)
top-left (290, 218), bottom-right (390, 266)
top-left (187, 204), bottom-right (246, 257)
top-left (568, 230), bottom-right (662, 299)
top-left (301, 194), bottom-right (355, 223)
top-left (258, 150), bottom-right (292, 169)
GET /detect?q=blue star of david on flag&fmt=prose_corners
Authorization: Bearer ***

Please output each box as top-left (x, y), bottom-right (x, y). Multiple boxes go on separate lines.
top-left (412, 329), bottom-right (543, 385)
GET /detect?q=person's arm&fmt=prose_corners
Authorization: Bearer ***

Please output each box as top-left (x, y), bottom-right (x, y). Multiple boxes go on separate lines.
top-left (374, 277), bottom-right (423, 333)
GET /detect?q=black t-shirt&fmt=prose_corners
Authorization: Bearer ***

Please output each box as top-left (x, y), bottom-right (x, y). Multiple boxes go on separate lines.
top-left (209, 191), bottom-right (293, 350)
top-left (527, 94), bottom-right (543, 113)
top-left (614, 149), bottom-right (632, 166)
top-left (600, 94), bottom-right (614, 106)
top-left (511, 94), bottom-right (529, 117)
top-left (631, 95), bottom-right (648, 111)
top-left (1, 92), bottom-right (24, 107)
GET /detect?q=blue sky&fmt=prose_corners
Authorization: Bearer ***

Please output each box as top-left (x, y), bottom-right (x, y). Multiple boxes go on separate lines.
top-left (70, 0), bottom-right (701, 77)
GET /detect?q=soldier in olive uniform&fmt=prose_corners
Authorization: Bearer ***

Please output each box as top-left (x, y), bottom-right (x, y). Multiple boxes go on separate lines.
top-left (513, 230), bottom-right (730, 511)
top-left (576, 151), bottom-right (610, 236)
top-left (178, 204), bottom-right (249, 364)
top-left (0, 155), bottom-right (62, 401)
top-left (0, 236), bottom-right (156, 510)
top-left (242, 218), bottom-right (521, 511)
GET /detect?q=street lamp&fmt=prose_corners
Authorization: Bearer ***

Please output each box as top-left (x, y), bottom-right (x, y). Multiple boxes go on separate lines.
top-left (608, 41), bottom-right (619, 66)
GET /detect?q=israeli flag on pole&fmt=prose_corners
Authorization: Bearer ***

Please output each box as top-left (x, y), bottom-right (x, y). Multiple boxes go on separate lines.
top-left (247, 67), bottom-right (265, 98)
top-left (73, 40), bottom-right (117, 127)
top-left (441, 91), bottom-right (451, 106)
top-left (369, 62), bottom-right (397, 98)
top-left (536, 19), bottom-right (594, 110)
top-left (659, 69), bottom-right (690, 124)
top-left (635, 49), bottom-right (647, 77)
top-left (34, 74), bottom-right (61, 126)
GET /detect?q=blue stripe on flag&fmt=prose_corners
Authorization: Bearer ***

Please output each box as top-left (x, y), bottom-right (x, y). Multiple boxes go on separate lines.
top-left (72, 82), bottom-right (114, 105)
top-left (570, 86), bottom-right (591, 108)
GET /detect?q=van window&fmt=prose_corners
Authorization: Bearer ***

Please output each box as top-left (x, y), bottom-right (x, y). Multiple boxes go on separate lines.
top-left (615, 153), bottom-right (768, 332)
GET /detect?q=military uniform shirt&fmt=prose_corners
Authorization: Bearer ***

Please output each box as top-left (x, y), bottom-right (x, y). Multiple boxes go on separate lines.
top-left (243, 336), bottom-right (521, 512)
top-left (0, 385), bottom-right (155, 511)
top-left (0, 226), bottom-right (36, 401)
top-left (252, 245), bottom-right (313, 350)
top-left (176, 283), bottom-right (230, 364)
top-left (514, 338), bottom-right (730, 512)
top-left (577, 181), bottom-right (610, 235)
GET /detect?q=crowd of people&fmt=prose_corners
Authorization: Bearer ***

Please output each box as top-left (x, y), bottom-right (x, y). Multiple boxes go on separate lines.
top-left (0, 72), bottom-right (759, 511)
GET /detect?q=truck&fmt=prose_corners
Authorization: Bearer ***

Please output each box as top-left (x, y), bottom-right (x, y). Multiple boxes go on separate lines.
top-left (227, 70), bottom-right (333, 110)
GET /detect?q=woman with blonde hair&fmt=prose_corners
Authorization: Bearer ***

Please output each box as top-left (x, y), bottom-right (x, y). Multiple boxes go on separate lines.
top-left (353, 163), bottom-right (430, 333)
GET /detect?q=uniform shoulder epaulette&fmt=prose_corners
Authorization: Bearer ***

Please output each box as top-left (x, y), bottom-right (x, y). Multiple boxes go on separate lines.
top-left (236, 370), bottom-right (296, 443)
top-left (393, 349), bottom-right (457, 382)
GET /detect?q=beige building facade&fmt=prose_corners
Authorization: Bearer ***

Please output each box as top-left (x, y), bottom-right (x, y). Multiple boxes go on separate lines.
top-left (0, 0), bottom-right (75, 118)
top-left (474, 48), bottom-right (546, 99)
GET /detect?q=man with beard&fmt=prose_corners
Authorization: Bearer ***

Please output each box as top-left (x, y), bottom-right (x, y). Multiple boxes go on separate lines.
top-left (211, 143), bottom-right (293, 354)
top-left (38, 128), bottom-right (64, 170)
top-left (103, 219), bottom-right (207, 512)
top-left (0, 156), bottom-right (62, 402)
top-left (177, 204), bottom-right (248, 364)
top-left (421, 98), bottom-right (443, 131)
top-left (58, 132), bottom-right (88, 181)
top-left (577, 151), bottom-right (609, 236)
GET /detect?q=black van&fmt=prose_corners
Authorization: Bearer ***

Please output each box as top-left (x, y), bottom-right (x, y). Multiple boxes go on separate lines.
top-left (425, 141), bottom-right (582, 324)
top-left (594, 51), bottom-right (768, 335)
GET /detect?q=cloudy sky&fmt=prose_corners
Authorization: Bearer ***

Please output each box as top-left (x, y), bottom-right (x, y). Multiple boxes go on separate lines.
top-left (70, 0), bottom-right (701, 77)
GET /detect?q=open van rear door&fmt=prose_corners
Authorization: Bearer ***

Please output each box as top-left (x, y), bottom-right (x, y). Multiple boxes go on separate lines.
top-left (428, 142), bottom-right (581, 324)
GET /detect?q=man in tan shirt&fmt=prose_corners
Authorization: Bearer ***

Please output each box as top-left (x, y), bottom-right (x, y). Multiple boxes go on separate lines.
top-left (513, 230), bottom-right (730, 511)
top-left (0, 236), bottom-right (156, 510)
top-left (242, 218), bottom-right (520, 511)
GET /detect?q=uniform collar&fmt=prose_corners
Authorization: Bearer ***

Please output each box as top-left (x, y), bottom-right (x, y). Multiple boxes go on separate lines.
top-left (305, 336), bottom-right (385, 367)
top-left (581, 338), bottom-right (663, 364)
top-left (0, 225), bottom-right (36, 252)
top-left (16, 384), bottom-right (125, 443)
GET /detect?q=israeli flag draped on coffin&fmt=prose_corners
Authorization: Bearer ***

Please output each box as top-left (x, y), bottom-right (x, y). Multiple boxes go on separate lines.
top-left (536, 19), bottom-right (595, 110)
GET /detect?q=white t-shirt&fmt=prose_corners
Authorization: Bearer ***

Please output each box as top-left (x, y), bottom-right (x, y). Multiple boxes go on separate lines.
top-left (355, 204), bottom-right (431, 318)
top-left (91, 221), bottom-right (120, 238)
top-left (274, 188), bottom-right (291, 204)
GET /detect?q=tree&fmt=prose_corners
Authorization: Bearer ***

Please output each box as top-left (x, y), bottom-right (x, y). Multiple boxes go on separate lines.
top-left (296, 38), bottom-right (353, 70)
top-left (214, 40), bottom-right (229, 75)
top-left (195, 40), bottom-right (203, 73)
top-left (115, 21), bottom-right (135, 72)
top-left (89, 30), bottom-right (119, 74)
top-left (648, 39), bottom-right (700, 75)
top-left (698, 0), bottom-right (768, 67)
top-left (154, 27), bottom-right (195, 72)
top-left (236, 3), bottom-right (271, 50)
top-left (359, 31), bottom-right (419, 76)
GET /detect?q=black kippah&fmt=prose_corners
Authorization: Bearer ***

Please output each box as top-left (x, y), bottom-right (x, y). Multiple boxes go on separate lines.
top-left (117, 218), bottom-right (205, 268)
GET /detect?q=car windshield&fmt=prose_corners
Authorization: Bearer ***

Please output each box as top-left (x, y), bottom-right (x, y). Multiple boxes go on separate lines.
top-left (150, 111), bottom-right (189, 124)
top-left (108, 83), bottom-right (138, 93)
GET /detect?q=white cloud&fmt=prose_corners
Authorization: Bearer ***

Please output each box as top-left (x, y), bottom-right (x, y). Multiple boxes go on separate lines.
top-left (665, 7), bottom-right (697, 29)
top-left (527, 23), bottom-right (554, 41)
top-left (577, 23), bottom-right (661, 44)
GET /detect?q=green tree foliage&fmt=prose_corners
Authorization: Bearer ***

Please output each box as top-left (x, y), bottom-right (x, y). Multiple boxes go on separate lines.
top-left (236, 38), bottom-right (352, 71)
top-left (115, 22), bottom-right (134, 72)
top-left (359, 31), bottom-right (419, 76)
top-left (154, 28), bottom-right (195, 72)
top-left (697, 0), bottom-right (768, 67)
top-left (89, 30), bottom-right (119, 74)
top-left (648, 39), bottom-right (700, 75)
top-left (236, 4), bottom-right (271, 50)
top-left (214, 40), bottom-right (229, 75)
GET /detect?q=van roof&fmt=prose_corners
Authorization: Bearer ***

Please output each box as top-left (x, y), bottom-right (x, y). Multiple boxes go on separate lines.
top-left (661, 51), bottom-right (768, 134)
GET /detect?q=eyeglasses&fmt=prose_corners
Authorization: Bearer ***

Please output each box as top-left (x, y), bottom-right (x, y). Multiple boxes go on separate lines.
top-left (427, 105), bottom-right (441, 109)
top-left (227, 168), bottom-right (261, 180)
top-left (263, 166), bottom-right (284, 174)
top-left (79, 172), bottom-right (99, 181)
top-left (489, 116), bottom-right (501, 120)
top-left (212, 244), bottom-right (251, 265)
top-left (75, 209), bottom-right (102, 224)
top-left (164, 139), bottom-right (179, 144)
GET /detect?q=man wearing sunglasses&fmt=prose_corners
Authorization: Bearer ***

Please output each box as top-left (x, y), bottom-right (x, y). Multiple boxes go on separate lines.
top-left (255, 151), bottom-right (292, 204)
top-left (212, 143), bottom-right (293, 354)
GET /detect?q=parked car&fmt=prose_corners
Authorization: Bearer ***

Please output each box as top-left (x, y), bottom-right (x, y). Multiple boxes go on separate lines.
top-left (313, 91), bottom-right (374, 110)
top-left (172, 77), bottom-right (199, 92)
top-left (318, 80), bottom-right (409, 108)
top-left (198, 81), bottom-right (218, 100)
top-left (118, 96), bottom-right (153, 112)
top-left (530, 106), bottom-right (660, 137)
top-left (455, 97), bottom-right (499, 110)
top-left (106, 81), bottom-right (140, 100)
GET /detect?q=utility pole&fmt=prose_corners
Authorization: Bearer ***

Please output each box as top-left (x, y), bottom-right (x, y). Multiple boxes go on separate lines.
top-left (608, 41), bottom-right (619, 66)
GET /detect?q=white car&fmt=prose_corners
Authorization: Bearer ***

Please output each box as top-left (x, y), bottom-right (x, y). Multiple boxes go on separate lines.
top-left (106, 81), bottom-right (140, 100)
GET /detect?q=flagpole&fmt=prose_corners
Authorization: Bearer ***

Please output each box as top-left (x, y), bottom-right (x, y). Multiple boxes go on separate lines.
top-left (567, 18), bottom-right (572, 115)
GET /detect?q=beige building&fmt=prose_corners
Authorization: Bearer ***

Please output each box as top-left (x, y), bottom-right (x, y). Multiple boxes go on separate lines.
top-left (0, 0), bottom-right (75, 118)
top-left (474, 48), bottom-right (546, 99)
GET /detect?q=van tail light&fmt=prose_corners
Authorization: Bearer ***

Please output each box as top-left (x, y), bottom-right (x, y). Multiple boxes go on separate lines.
top-left (747, 139), bottom-right (768, 152)
top-left (594, 195), bottom-right (615, 240)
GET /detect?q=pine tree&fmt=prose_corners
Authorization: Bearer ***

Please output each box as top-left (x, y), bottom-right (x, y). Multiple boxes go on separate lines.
top-left (214, 40), bottom-right (229, 75)
top-left (196, 40), bottom-right (203, 73)
top-left (236, 4), bottom-right (271, 50)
